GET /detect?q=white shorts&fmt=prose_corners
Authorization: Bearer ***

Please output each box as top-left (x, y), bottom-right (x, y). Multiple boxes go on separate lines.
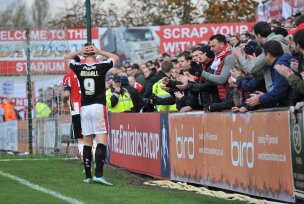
top-left (80, 104), bottom-right (108, 136)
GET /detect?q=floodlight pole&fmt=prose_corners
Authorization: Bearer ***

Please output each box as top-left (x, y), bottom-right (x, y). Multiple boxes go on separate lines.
top-left (86, 0), bottom-right (92, 43)
top-left (25, 28), bottom-right (33, 154)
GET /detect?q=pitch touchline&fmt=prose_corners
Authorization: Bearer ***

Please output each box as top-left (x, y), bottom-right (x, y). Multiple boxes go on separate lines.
top-left (0, 171), bottom-right (85, 204)
top-left (0, 158), bottom-right (78, 162)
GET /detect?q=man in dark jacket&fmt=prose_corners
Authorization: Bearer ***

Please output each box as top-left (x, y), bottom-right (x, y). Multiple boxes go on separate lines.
top-left (132, 63), bottom-right (145, 86)
top-left (141, 67), bottom-right (156, 98)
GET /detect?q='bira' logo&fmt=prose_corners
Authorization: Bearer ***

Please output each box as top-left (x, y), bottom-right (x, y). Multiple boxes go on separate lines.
top-left (231, 130), bottom-right (254, 168)
top-left (176, 128), bottom-right (194, 159)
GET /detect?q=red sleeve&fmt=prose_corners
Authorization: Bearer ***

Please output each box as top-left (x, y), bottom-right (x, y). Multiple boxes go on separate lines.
top-left (63, 73), bottom-right (71, 91)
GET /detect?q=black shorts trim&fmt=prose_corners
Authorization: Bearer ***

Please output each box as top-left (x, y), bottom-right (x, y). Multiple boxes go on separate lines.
top-left (71, 114), bottom-right (83, 139)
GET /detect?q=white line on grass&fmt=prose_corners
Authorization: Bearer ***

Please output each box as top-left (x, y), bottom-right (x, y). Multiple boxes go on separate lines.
top-left (0, 171), bottom-right (85, 204)
top-left (0, 158), bottom-right (78, 162)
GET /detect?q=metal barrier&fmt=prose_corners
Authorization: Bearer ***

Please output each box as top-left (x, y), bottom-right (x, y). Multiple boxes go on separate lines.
top-left (0, 115), bottom-right (77, 157)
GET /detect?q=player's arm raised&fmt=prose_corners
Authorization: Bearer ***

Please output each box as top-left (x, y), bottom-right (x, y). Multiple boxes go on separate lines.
top-left (64, 47), bottom-right (85, 64)
top-left (93, 46), bottom-right (119, 64)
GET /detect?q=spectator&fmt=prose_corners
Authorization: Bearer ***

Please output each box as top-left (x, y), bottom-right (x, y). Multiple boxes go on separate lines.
top-left (177, 52), bottom-right (192, 74)
top-left (272, 27), bottom-right (289, 38)
top-left (121, 76), bottom-right (143, 112)
top-left (35, 97), bottom-right (52, 118)
top-left (151, 61), bottom-right (177, 112)
top-left (243, 41), bottom-right (262, 57)
top-left (284, 21), bottom-right (293, 30)
top-left (275, 29), bottom-right (304, 94)
top-left (128, 76), bottom-right (143, 92)
top-left (289, 15), bottom-right (304, 35)
top-left (240, 32), bottom-right (250, 43)
top-left (141, 67), bottom-right (156, 112)
top-left (201, 34), bottom-right (236, 101)
top-left (139, 63), bottom-right (147, 72)
top-left (124, 60), bottom-right (131, 68)
top-left (145, 60), bottom-right (153, 69)
top-left (132, 63), bottom-right (145, 86)
top-left (125, 66), bottom-right (133, 77)
top-left (141, 67), bottom-right (155, 98)
top-left (246, 40), bottom-right (292, 108)
top-left (175, 47), bottom-right (182, 56)
top-left (189, 47), bottom-right (203, 79)
top-left (2, 98), bottom-right (17, 121)
top-left (230, 43), bottom-right (266, 113)
top-left (270, 20), bottom-right (281, 30)
top-left (225, 34), bottom-right (232, 44)
top-left (230, 35), bottom-right (241, 47)
top-left (164, 73), bottom-right (200, 112)
top-left (162, 53), bottom-right (171, 61)
top-left (106, 76), bottom-right (134, 113)
top-left (233, 21), bottom-right (290, 96)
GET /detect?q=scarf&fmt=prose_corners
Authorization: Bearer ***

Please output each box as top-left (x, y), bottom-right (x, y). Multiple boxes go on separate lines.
top-left (210, 44), bottom-right (229, 71)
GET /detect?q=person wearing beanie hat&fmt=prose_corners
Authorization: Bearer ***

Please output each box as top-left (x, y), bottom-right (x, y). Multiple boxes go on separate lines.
top-left (243, 41), bottom-right (262, 56)
top-left (119, 75), bottom-right (129, 86)
top-left (112, 75), bottom-right (122, 83)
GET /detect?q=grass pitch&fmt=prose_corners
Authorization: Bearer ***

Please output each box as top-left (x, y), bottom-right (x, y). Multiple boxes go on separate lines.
top-left (0, 154), bottom-right (240, 204)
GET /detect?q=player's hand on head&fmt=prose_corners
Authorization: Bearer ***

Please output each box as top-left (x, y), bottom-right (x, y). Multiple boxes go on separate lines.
top-left (80, 47), bottom-right (87, 56)
top-left (82, 45), bottom-right (95, 56)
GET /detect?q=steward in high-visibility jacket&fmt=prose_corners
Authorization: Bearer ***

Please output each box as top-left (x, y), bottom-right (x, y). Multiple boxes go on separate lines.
top-left (1, 98), bottom-right (17, 121)
top-left (106, 85), bottom-right (133, 113)
top-left (35, 101), bottom-right (51, 118)
top-left (152, 79), bottom-right (177, 112)
top-left (105, 88), bottom-right (114, 112)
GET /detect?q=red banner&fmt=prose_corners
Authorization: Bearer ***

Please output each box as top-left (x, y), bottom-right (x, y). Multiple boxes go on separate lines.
top-left (155, 23), bottom-right (255, 54)
top-left (0, 60), bottom-right (68, 75)
top-left (0, 28), bottom-right (99, 42)
top-left (169, 111), bottom-right (294, 202)
top-left (109, 113), bottom-right (162, 177)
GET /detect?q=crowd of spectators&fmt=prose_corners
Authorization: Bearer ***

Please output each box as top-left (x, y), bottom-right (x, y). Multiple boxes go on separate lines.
top-left (104, 12), bottom-right (304, 113)
top-left (35, 84), bottom-right (70, 118)
top-left (1, 11), bottom-right (304, 118)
